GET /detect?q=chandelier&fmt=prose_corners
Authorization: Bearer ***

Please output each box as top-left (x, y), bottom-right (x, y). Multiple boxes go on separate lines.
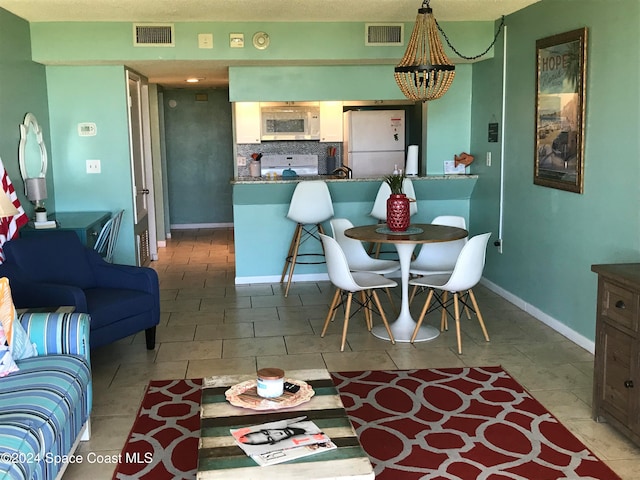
top-left (394, 0), bottom-right (455, 102)
top-left (395, 1), bottom-right (506, 102)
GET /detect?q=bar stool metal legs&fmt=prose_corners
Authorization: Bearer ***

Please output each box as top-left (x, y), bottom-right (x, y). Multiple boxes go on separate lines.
top-left (280, 222), bottom-right (326, 297)
top-left (280, 180), bottom-right (334, 297)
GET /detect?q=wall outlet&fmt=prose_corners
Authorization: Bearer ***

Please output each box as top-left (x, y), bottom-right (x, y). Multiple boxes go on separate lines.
top-left (86, 159), bottom-right (101, 174)
top-left (237, 156), bottom-right (247, 166)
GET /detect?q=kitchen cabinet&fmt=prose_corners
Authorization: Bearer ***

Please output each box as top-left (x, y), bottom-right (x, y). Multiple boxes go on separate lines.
top-left (234, 102), bottom-right (261, 144)
top-left (591, 263), bottom-right (640, 447)
top-left (319, 101), bottom-right (343, 142)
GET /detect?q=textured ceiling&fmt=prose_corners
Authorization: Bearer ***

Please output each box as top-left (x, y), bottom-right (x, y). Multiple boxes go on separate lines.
top-left (0, 0), bottom-right (539, 22)
top-left (0, 0), bottom-right (539, 87)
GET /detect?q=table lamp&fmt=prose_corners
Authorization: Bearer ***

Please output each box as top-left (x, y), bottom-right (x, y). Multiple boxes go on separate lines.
top-left (25, 177), bottom-right (48, 223)
top-left (0, 190), bottom-right (19, 218)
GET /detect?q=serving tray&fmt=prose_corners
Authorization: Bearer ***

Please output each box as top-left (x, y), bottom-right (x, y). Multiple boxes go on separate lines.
top-left (225, 378), bottom-right (315, 411)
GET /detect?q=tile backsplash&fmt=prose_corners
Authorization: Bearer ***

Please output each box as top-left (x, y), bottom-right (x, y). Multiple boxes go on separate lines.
top-left (237, 141), bottom-right (342, 176)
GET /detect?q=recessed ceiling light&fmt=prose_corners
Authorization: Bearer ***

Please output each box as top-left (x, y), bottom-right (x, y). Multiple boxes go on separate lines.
top-left (186, 77), bottom-right (204, 83)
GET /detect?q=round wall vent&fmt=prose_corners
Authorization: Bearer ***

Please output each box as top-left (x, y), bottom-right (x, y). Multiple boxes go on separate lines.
top-left (252, 32), bottom-right (270, 50)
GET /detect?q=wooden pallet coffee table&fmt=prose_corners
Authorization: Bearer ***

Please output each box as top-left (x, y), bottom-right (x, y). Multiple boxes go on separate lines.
top-left (197, 369), bottom-right (374, 479)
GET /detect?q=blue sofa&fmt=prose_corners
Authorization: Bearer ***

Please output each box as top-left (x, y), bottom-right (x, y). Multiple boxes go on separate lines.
top-left (0, 230), bottom-right (160, 350)
top-left (0, 312), bottom-right (92, 480)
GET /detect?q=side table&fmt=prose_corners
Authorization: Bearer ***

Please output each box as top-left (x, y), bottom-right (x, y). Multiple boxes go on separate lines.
top-left (19, 211), bottom-right (111, 249)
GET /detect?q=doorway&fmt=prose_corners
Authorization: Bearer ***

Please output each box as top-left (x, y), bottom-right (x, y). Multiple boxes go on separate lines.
top-left (126, 70), bottom-right (155, 266)
top-left (162, 89), bottom-right (234, 229)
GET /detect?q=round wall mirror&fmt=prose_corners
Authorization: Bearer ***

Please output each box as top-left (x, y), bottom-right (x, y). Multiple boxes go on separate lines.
top-left (19, 112), bottom-right (48, 183)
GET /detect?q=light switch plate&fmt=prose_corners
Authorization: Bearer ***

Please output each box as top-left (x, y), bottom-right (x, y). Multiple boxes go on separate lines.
top-left (198, 33), bottom-right (213, 49)
top-left (86, 159), bottom-right (101, 174)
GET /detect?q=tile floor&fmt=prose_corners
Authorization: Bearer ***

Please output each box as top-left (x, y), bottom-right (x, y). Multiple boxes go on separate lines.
top-left (64, 227), bottom-right (639, 479)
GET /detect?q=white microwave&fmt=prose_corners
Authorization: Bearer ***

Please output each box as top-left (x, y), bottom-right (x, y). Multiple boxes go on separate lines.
top-left (261, 105), bottom-right (320, 141)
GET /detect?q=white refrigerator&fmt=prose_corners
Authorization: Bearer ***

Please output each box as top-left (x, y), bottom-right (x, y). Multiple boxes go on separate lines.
top-left (343, 110), bottom-right (406, 178)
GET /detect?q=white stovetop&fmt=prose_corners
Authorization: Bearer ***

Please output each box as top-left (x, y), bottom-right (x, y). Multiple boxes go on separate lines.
top-left (260, 154), bottom-right (319, 176)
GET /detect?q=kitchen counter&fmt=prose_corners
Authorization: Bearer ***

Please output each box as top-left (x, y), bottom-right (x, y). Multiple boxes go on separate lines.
top-left (232, 175), bottom-right (478, 283)
top-left (232, 174), bottom-right (477, 184)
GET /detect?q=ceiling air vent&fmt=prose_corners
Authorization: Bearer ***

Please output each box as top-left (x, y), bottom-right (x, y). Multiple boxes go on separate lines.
top-left (134, 24), bottom-right (175, 47)
top-left (365, 23), bottom-right (404, 46)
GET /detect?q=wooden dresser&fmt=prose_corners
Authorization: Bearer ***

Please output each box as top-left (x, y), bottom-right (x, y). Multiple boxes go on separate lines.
top-left (591, 263), bottom-right (640, 446)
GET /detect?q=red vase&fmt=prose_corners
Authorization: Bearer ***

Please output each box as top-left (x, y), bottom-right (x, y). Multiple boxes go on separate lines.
top-left (386, 194), bottom-right (410, 232)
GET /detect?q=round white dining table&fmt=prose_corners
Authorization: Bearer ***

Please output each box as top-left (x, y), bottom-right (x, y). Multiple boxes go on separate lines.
top-left (344, 223), bottom-right (468, 342)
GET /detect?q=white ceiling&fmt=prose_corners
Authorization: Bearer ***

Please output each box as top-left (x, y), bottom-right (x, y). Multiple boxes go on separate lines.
top-left (0, 0), bottom-right (539, 88)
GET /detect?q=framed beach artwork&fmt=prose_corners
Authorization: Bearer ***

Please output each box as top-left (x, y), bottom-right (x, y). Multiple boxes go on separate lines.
top-left (534, 27), bottom-right (587, 193)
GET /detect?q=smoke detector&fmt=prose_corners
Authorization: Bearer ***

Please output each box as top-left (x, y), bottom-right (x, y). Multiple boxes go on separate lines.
top-left (252, 32), bottom-right (270, 50)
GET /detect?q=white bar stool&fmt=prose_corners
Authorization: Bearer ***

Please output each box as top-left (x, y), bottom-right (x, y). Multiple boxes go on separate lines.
top-left (280, 181), bottom-right (334, 297)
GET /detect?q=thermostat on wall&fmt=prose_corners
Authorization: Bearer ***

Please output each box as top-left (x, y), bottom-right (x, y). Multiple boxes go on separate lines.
top-left (78, 122), bottom-right (97, 137)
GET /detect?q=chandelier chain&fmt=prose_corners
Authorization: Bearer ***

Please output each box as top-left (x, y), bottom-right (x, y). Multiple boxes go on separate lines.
top-left (435, 16), bottom-right (505, 61)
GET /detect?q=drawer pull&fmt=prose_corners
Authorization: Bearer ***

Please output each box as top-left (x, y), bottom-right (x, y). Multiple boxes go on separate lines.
top-left (624, 380), bottom-right (634, 389)
top-left (615, 300), bottom-right (626, 309)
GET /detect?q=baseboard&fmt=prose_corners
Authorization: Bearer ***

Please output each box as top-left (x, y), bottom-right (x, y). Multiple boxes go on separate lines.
top-left (170, 222), bottom-right (234, 229)
top-left (157, 240), bottom-right (167, 248)
top-left (480, 277), bottom-right (595, 354)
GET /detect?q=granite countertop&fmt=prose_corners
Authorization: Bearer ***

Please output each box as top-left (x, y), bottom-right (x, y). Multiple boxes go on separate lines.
top-left (232, 174), bottom-right (478, 184)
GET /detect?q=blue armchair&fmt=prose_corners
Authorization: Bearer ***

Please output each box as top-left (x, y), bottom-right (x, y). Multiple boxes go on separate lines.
top-left (0, 230), bottom-right (159, 349)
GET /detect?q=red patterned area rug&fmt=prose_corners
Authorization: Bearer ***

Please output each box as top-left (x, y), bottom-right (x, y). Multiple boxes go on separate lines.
top-left (112, 379), bottom-right (203, 480)
top-left (113, 368), bottom-right (620, 479)
top-left (330, 367), bottom-right (620, 480)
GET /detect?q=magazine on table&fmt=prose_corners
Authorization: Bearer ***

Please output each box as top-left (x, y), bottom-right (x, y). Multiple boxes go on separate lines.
top-left (251, 440), bottom-right (337, 466)
top-left (230, 416), bottom-right (335, 465)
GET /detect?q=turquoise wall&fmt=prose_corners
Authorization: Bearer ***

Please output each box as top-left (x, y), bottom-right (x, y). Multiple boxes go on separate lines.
top-left (45, 65), bottom-right (135, 265)
top-left (229, 65), bottom-right (405, 102)
top-left (162, 88), bottom-right (233, 225)
top-left (233, 178), bottom-right (476, 279)
top-left (0, 9), bottom-right (51, 218)
top-left (470, 0), bottom-right (640, 342)
top-left (425, 64), bottom-right (473, 175)
top-left (29, 21), bottom-right (493, 65)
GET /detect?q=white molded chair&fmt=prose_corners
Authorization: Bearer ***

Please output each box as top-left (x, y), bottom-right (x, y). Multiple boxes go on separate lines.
top-left (330, 218), bottom-right (400, 274)
top-left (330, 218), bottom-right (399, 312)
top-left (369, 178), bottom-right (417, 257)
top-left (408, 232), bottom-right (492, 354)
top-left (280, 181), bottom-right (334, 297)
top-left (320, 233), bottom-right (396, 351)
top-left (409, 215), bottom-right (468, 302)
top-left (94, 209), bottom-right (124, 263)
top-left (411, 216), bottom-right (467, 274)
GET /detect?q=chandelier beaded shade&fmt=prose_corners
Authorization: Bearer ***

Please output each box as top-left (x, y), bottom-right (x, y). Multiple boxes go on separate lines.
top-left (394, 0), bottom-right (455, 102)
